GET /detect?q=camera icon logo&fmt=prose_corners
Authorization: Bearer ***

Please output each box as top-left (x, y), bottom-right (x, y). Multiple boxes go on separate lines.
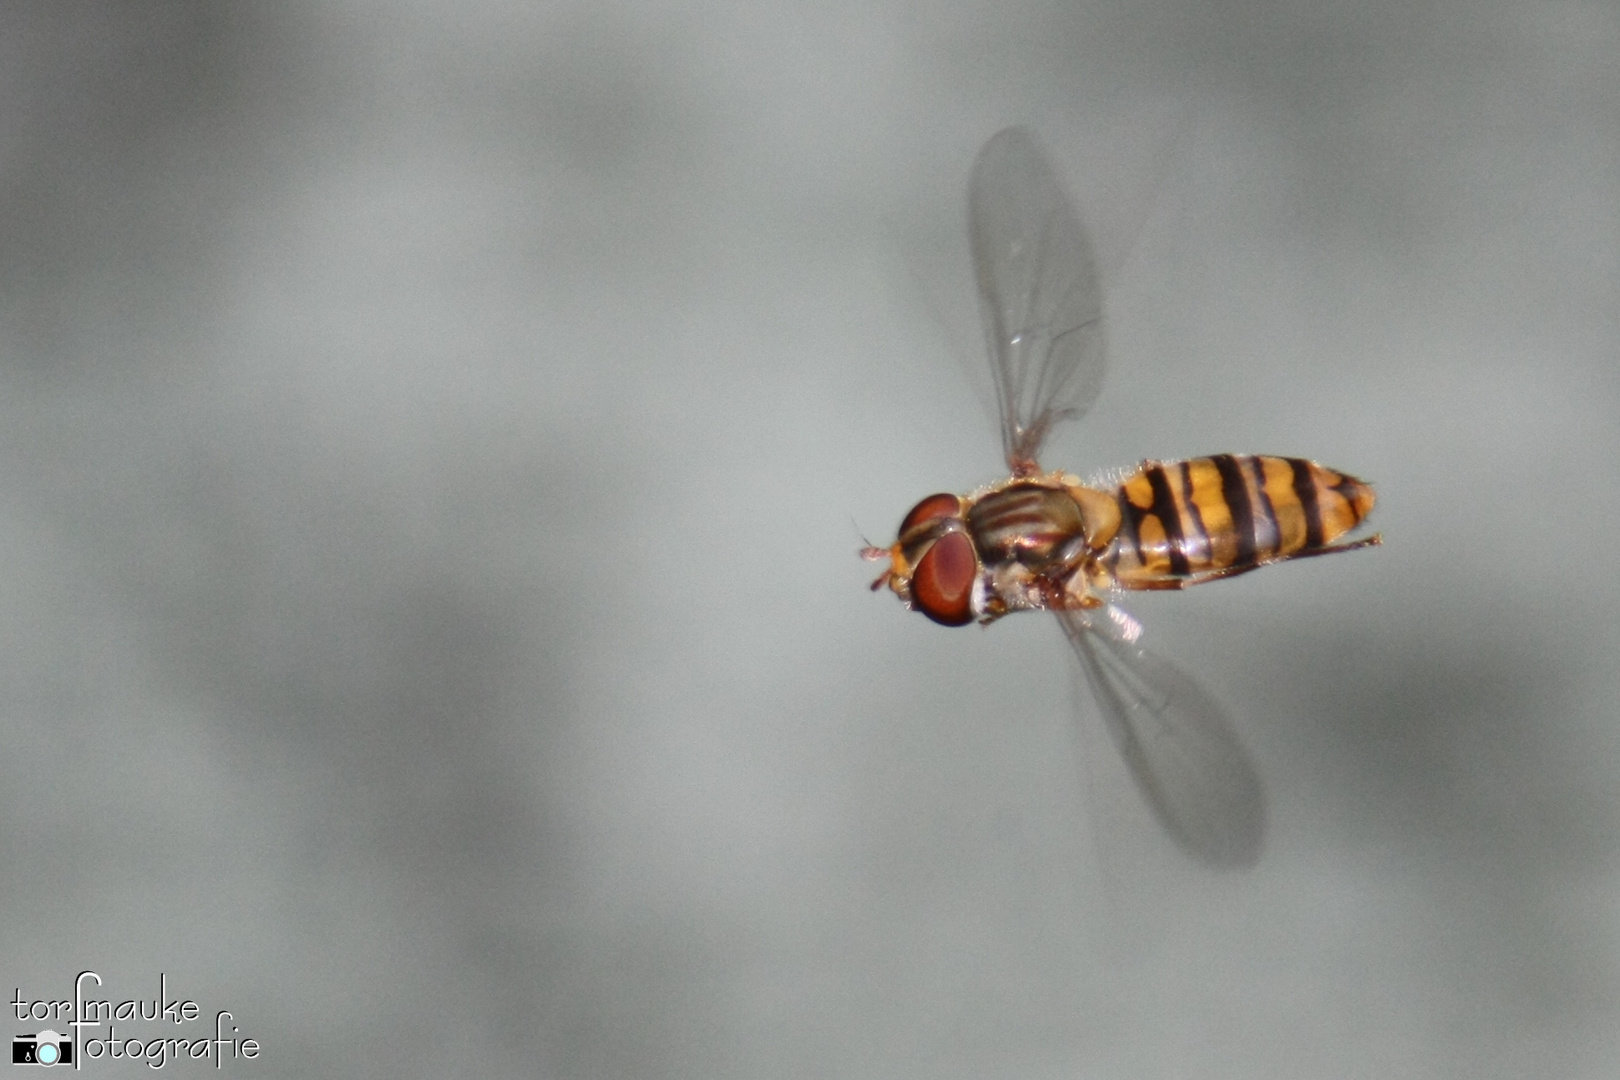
top-left (12, 1030), bottom-right (72, 1067)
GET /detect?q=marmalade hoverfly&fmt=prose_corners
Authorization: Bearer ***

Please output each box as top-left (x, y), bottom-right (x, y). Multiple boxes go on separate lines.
top-left (863, 127), bottom-right (1380, 867)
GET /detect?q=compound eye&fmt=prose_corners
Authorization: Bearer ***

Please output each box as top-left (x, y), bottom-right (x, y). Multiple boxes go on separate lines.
top-left (910, 530), bottom-right (978, 626)
top-left (899, 493), bottom-right (964, 538)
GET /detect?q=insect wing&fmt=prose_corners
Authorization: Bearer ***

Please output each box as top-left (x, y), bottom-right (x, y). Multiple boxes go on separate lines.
top-left (1056, 605), bottom-right (1266, 868)
top-left (969, 127), bottom-right (1107, 473)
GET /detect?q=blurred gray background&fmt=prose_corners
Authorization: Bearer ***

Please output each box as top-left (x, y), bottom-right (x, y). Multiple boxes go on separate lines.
top-left (2, 1), bottom-right (1616, 1077)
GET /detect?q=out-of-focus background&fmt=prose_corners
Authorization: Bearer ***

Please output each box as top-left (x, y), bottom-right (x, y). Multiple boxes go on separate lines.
top-left (2, 2), bottom-right (1616, 1076)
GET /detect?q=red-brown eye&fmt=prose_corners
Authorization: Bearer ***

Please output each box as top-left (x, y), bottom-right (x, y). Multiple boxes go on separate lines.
top-left (899, 493), bottom-right (964, 538)
top-left (911, 531), bottom-right (978, 626)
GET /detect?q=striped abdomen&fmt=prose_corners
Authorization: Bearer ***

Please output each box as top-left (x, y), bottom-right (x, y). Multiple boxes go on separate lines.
top-left (1102, 455), bottom-right (1376, 588)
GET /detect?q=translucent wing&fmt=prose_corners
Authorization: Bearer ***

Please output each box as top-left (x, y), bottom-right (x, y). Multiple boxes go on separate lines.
top-left (1056, 604), bottom-right (1266, 868)
top-left (969, 127), bottom-right (1107, 474)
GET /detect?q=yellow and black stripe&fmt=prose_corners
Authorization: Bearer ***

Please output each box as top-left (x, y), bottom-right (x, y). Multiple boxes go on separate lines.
top-left (1104, 455), bottom-right (1376, 588)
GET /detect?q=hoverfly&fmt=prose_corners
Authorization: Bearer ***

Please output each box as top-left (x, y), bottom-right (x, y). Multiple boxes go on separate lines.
top-left (863, 127), bottom-right (1380, 867)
